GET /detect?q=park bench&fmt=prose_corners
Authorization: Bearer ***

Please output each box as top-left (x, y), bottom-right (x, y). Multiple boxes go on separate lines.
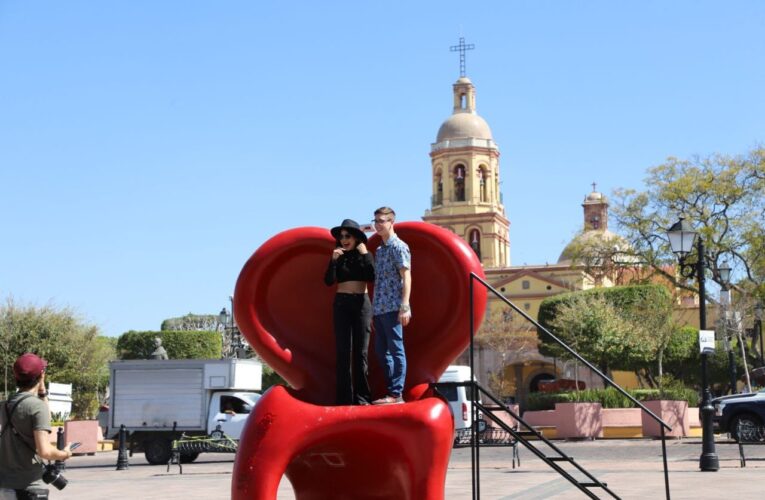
top-left (453, 419), bottom-right (521, 469)
top-left (736, 420), bottom-right (765, 467)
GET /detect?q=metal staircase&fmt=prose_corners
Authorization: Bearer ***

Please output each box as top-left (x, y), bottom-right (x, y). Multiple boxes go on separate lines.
top-left (452, 272), bottom-right (673, 499)
top-left (437, 379), bottom-right (618, 499)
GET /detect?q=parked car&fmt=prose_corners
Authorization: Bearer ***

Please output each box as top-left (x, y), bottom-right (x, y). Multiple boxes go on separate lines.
top-left (712, 388), bottom-right (765, 441)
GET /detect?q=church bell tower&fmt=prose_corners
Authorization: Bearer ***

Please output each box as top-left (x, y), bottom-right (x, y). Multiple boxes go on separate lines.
top-left (423, 38), bottom-right (510, 268)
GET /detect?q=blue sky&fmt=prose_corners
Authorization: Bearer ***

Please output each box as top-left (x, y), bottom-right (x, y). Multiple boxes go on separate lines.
top-left (1, 1), bottom-right (764, 337)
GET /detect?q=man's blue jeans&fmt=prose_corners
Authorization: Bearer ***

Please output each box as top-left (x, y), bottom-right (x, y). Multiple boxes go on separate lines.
top-left (373, 311), bottom-right (406, 397)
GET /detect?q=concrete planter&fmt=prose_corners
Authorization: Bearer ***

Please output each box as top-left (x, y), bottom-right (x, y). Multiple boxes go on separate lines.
top-left (521, 409), bottom-right (557, 427)
top-left (602, 408), bottom-right (642, 438)
top-left (489, 403), bottom-right (520, 429)
top-left (687, 406), bottom-right (702, 437)
top-left (521, 409), bottom-right (557, 438)
top-left (641, 400), bottom-right (689, 438)
top-left (555, 402), bottom-right (603, 439)
top-left (64, 420), bottom-right (102, 454)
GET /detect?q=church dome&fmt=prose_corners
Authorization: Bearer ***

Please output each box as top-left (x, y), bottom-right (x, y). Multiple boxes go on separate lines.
top-left (584, 191), bottom-right (607, 203)
top-left (436, 112), bottom-right (493, 142)
top-left (557, 229), bottom-right (631, 265)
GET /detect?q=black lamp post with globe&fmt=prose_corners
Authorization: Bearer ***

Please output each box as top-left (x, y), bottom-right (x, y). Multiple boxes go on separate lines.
top-left (218, 298), bottom-right (246, 359)
top-left (667, 217), bottom-right (730, 472)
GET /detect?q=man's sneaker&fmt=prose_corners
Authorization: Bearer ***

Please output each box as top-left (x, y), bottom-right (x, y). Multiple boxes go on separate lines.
top-left (372, 395), bottom-right (404, 405)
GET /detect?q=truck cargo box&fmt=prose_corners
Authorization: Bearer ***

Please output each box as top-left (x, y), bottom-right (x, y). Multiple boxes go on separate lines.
top-left (109, 359), bottom-right (262, 432)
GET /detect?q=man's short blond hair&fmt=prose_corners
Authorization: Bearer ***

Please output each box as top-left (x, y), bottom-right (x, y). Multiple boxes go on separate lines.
top-left (374, 206), bottom-right (396, 220)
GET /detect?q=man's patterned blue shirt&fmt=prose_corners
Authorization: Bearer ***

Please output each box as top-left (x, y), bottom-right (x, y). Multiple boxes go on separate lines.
top-left (373, 234), bottom-right (411, 315)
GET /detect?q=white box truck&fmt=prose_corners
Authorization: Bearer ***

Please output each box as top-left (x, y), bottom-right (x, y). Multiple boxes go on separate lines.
top-left (105, 358), bottom-right (262, 464)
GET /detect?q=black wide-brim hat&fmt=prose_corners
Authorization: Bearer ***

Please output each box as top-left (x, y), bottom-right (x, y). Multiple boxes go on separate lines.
top-left (330, 218), bottom-right (368, 244)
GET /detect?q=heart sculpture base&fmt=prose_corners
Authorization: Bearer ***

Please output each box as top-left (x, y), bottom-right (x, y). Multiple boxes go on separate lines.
top-left (232, 385), bottom-right (454, 500)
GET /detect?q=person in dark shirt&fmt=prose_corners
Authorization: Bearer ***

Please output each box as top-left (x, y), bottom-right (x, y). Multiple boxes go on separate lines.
top-left (1, 353), bottom-right (74, 498)
top-left (324, 219), bottom-right (375, 405)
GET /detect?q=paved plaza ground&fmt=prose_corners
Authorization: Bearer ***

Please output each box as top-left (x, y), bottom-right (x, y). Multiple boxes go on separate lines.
top-left (54, 438), bottom-right (763, 499)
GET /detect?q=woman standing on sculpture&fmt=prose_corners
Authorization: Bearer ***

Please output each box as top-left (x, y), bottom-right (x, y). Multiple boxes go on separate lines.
top-left (324, 219), bottom-right (375, 405)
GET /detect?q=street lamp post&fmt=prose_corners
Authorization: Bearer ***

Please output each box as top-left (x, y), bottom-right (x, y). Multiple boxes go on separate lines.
top-left (219, 307), bottom-right (231, 358)
top-left (219, 299), bottom-right (247, 359)
top-left (667, 217), bottom-right (720, 472)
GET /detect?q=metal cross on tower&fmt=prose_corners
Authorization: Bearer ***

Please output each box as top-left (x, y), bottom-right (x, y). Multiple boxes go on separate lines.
top-left (450, 37), bottom-right (475, 77)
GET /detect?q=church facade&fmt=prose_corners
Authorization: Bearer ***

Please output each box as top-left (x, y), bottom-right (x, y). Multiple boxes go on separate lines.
top-left (421, 73), bottom-right (642, 404)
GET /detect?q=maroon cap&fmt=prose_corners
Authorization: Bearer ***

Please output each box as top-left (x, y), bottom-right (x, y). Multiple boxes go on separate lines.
top-left (13, 353), bottom-right (48, 382)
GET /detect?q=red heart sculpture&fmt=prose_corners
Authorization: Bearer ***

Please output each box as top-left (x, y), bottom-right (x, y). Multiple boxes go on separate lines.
top-left (231, 222), bottom-right (487, 499)
top-left (233, 221), bottom-right (487, 404)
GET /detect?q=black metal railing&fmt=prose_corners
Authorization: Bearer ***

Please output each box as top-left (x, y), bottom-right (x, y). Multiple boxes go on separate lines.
top-left (465, 272), bottom-right (672, 499)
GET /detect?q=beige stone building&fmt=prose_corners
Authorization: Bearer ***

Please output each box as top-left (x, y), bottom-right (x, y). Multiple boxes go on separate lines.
top-left (421, 73), bottom-right (707, 405)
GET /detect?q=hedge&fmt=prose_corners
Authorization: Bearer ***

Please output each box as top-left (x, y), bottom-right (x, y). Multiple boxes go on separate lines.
top-left (525, 386), bottom-right (700, 411)
top-left (117, 330), bottom-right (221, 360)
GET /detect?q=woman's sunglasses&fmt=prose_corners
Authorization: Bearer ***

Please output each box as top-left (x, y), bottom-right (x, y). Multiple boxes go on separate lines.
top-left (339, 233), bottom-right (353, 240)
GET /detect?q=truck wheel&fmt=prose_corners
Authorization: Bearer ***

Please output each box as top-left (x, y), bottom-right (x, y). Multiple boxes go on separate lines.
top-left (144, 438), bottom-right (173, 465)
top-left (731, 413), bottom-right (762, 442)
top-left (180, 452), bottom-right (200, 463)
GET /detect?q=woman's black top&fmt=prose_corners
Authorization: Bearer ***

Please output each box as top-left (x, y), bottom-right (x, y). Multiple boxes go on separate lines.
top-left (324, 250), bottom-right (375, 285)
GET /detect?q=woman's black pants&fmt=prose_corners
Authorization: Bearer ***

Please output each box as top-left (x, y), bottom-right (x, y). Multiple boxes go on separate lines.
top-left (333, 293), bottom-right (372, 405)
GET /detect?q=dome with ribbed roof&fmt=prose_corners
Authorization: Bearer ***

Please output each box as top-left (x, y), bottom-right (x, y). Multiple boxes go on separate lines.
top-left (557, 230), bottom-right (622, 265)
top-left (436, 113), bottom-right (493, 142)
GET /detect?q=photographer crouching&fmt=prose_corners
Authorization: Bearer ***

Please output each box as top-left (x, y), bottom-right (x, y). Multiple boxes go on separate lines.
top-left (0, 353), bottom-right (74, 499)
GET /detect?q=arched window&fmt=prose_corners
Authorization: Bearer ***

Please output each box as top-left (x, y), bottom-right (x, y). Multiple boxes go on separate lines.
top-left (454, 165), bottom-right (466, 202)
top-left (478, 167), bottom-right (488, 202)
top-left (469, 229), bottom-right (481, 259)
top-left (433, 169), bottom-right (443, 206)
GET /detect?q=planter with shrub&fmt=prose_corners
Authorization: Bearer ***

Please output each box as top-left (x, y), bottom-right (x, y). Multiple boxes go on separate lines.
top-left (633, 385), bottom-right (698, 438)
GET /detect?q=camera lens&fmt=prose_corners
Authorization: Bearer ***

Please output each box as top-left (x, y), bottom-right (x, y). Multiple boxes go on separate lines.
top-left (42, 464), bottom-right (68, 490)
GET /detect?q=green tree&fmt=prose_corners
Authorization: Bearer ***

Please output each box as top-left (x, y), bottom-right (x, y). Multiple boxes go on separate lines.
top-left (660, 325), bottom-right (698, 382)
top-left (629, 286), bottom-right (676, 381)
top-left (540, 292), bottom-right (638, 374)
top-left (613, 146), bottom-right (765, 299)
top-left (261, 365), bottom-right (286, 392)
top-left (537, 285), bottom-right (672, 377)
top-left (475, 311), bottom-right (538, 399)
top-left (0, 297), bottom-right (116, 417)
top-left (116, 330), bottom-right (221, 360)
top-left (558, 230), bottom-right (647, 286)
top-left (161, 313), bottom-right (220, 331)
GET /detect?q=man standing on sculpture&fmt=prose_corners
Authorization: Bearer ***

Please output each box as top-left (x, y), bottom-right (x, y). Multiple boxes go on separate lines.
top-left (371, 207), bottom-right (412, 405)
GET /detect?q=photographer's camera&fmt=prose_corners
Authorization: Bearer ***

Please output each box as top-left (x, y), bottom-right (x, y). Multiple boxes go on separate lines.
top-left (41, 463), bottom-right (68, 490)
